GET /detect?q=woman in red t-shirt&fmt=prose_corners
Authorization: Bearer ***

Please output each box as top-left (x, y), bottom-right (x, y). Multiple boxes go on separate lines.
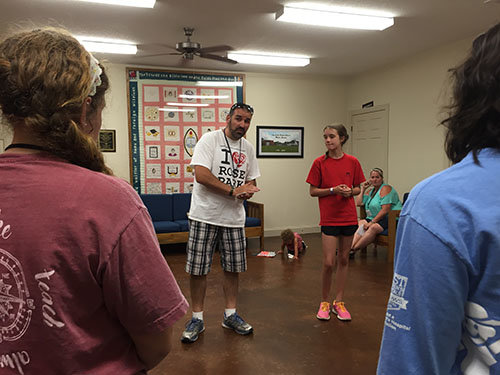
top-left (306, 124), bottom-right (365, 322)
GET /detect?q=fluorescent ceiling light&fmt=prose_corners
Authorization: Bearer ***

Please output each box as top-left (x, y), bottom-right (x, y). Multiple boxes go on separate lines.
top-left (76, 36), bottom-right (137, 54)
top-left (228, 51), bottom-right (310, 67)
top-left (158, 108), bottom-right (195, 112)
top-left (166, 102), bottom-right (209, 107)
top-left (196, 81), bottom-right (243, 87)
top-left (75, 0), bottom-right (156, 8)
top-left (276, 4), bottom-right (394, 31)
top-left (179, 94), bottom-right (230, 100)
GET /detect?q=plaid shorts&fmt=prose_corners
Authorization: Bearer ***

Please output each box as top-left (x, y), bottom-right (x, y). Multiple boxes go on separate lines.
top-left (185, 219), bottom-right (247, 276)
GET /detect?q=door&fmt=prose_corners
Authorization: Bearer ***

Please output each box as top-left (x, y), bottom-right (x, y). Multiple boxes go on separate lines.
top-left (349, 104), bottom-right (389, 181)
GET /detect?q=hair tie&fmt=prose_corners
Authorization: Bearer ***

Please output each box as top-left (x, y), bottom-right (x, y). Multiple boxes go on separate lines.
top-left (88, 54), bottom-right (102, 97)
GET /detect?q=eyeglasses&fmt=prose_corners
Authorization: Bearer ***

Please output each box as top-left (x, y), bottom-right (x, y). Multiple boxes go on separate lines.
top-left (230, 102), bottom-right (254, 114)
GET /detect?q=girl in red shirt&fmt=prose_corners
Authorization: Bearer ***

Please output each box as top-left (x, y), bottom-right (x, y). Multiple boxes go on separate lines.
top-left (306, 124), bottom-right (365, 321)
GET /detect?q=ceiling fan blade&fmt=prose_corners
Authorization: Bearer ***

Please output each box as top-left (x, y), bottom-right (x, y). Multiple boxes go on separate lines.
top-left (199, 53), bottom-right (238, 64)
top-left (198, 45), bottom-right (233, 54)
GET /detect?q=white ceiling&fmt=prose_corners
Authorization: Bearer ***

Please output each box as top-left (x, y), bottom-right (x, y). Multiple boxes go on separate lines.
top-left (1, 0), bottom-right (499, 77)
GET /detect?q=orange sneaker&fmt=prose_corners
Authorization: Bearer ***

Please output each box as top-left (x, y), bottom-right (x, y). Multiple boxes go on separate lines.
top-left (316, 302), bottom-right (331, 320)
top-left (332, 300), bottom-right (352, 321)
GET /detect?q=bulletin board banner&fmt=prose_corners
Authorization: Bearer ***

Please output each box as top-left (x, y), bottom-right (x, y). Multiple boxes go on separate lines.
top-left (127, 68), bottom-right (244, 194)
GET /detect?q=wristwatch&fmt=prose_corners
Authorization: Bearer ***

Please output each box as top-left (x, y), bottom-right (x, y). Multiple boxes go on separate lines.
top-left (229, 187), bottom-right (234, 196)
top-left (329, 187), bottom-right (334, 194)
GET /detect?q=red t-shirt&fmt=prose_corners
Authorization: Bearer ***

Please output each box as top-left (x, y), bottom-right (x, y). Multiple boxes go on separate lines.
top-left (306, 153), bottom-right (365, 226)
top-left (0, 153), bottom-right (188, 375)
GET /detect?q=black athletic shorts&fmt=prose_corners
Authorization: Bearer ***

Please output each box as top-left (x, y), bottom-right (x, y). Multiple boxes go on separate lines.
top-left (366, 216), bottom-right (389, 232)
top-left (321, 225), bottom-right (357, 237)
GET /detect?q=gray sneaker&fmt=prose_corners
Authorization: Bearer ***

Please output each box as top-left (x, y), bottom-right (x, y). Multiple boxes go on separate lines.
top-left (181, 318), bottom-right (205, 343)
top-left (222, 313), bottom-right (253, 335)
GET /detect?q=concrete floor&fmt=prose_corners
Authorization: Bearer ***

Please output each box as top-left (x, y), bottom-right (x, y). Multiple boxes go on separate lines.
top-left (150, 233), bottom-right (394, 375)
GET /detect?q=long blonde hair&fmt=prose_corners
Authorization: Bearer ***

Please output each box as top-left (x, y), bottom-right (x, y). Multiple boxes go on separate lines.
top-left (0, 28), bottom-right (112, 174)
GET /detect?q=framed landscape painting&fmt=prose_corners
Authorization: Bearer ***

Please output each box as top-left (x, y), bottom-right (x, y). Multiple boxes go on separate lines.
top-left (256, 126), bottom-right (304, 158)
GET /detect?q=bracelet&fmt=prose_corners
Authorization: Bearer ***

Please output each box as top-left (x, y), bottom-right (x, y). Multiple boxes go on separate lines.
top-left (229, 187), bottom-right (234, 196)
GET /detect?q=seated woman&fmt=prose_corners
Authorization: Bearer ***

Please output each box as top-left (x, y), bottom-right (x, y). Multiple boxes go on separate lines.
top-left (350, 168), bottom-right (402, 255)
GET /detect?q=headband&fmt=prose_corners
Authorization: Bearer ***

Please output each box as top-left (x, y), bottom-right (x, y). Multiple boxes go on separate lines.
top-left (371, 168), bottom-right (384, 177)
top-left (88, 54), bottom-right (103, 97)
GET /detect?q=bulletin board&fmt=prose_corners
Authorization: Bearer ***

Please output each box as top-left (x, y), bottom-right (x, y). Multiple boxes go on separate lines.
top-left (127, 68), bottom-right (245, 194)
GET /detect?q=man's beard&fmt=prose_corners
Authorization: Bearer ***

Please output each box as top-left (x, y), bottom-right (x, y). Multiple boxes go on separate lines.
top-left (227, 120), bottom-right (245, 140)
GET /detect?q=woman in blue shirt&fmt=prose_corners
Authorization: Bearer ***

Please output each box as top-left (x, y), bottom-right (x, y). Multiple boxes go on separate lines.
top-left (350, 167), bottom-right (402, 253)
top-left (377, 22), bottom-right (500, 374)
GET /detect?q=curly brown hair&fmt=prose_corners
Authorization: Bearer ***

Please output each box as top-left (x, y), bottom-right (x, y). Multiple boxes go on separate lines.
top-left (442, 22), bottom-right (500, 164)
top-left (280, 229), bottom-right (294, 244)
top-left (0, 27), bottom-right (112, 174)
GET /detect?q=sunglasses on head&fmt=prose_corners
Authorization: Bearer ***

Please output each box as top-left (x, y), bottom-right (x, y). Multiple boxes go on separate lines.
top-left (230, 102), bottom-right (254, 114)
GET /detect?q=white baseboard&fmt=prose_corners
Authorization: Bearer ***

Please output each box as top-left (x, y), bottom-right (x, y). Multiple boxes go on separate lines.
top-left (264, 226), bottom-right (320, 238)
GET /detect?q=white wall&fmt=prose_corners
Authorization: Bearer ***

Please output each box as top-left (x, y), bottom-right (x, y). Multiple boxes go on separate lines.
top-left (346, 37), bottom-right (472, 195)
top-left (101, 65), bottom-right (347, 236)
top-left (101, 64), bottom-right (131, 181)
top-left (0, 116), bottom-right (12, 152)
top-left (245, 73), bottom-right (348, 235)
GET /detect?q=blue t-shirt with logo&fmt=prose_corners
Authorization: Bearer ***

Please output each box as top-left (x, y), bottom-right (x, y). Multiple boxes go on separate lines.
top-left (377, 149), bottom-right (500, 374)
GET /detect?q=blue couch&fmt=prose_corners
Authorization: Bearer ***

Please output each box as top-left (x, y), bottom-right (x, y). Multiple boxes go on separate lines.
top-left (139, 193), bottom-right (264, 250)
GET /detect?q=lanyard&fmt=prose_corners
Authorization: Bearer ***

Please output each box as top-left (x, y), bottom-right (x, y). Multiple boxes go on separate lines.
top-left (223, 129), bottom-right (242, 188)
top-left (366, 186), bottom-right (380, 209)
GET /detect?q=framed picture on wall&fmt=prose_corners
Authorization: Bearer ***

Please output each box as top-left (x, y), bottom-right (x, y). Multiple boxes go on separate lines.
top-left (256, 126), bottom-right (304, 158)
top-left (99, 129), bottom-right (116, 152)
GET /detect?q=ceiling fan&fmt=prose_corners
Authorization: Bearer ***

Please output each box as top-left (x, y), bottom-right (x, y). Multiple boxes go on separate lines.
top-left (140, 27), bottom-right (237, 64)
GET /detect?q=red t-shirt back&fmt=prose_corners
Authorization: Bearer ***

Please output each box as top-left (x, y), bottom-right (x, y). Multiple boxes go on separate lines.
top-left (0, 153), bottom-right (188, 375)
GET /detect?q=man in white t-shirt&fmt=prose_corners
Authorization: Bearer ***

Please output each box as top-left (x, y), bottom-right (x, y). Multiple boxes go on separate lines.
top-left (181, 102), bottom-right (261, 343)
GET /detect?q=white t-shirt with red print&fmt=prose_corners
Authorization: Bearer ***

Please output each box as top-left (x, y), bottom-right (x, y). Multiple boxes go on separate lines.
top-left (189, 129), bottom-right (260, 227)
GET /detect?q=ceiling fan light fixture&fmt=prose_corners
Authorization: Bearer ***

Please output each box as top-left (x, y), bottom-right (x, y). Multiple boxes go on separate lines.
top-left (227, 51), bottom-right (310, 67)
top-left (75, 0), bottom-right (156, 8)
top-left (77, 36), bottom-right (137, 54)
top-left (276, 4), bottom-right (394, 31)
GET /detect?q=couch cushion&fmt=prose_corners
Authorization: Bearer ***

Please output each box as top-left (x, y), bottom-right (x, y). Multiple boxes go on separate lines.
top-left (245, 217), bottom-right (261, 227)
top-left (140, 194), bottom-right (173, 221)
top-left (173, 193), bottom-right (192, 221)
top-left (175, 219), bottom-right (190, 232)
top-left (153, 220), bottom-right (182, 233)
